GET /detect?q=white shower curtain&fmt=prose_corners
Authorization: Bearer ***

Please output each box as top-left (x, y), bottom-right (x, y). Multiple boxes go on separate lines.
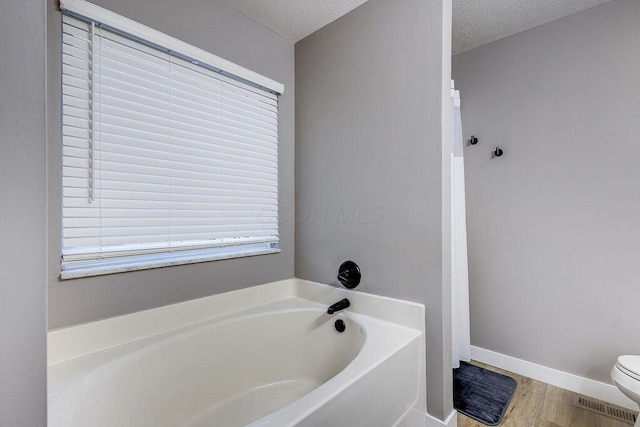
top-left (451, 83), bottom-right (471, 369)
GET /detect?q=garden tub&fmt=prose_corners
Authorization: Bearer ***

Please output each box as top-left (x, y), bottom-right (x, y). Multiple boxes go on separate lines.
top-left (48, 279), bottom-right (426, 426)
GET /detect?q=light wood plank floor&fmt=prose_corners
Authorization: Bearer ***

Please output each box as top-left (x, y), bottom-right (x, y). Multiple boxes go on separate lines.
top-left (457, 361), bottom-right (634, 427)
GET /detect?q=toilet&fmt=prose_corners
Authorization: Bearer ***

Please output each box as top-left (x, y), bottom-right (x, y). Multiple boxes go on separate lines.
top-left (611, 355), bottom-right (640, 427)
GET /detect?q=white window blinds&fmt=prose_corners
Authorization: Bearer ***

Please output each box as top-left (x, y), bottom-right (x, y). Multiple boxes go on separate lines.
top-left (61, 12), bottom-right (280, 279)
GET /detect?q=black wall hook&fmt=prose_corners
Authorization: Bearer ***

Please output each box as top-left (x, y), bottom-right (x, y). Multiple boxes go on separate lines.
top-left (493, 147), bottom-right (504, 157)
top-left (469, 135), bottom-right (479, 145)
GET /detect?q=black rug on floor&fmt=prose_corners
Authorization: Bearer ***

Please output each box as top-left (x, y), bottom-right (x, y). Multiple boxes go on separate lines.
top-left (453, 361), bottom-right (517, 426)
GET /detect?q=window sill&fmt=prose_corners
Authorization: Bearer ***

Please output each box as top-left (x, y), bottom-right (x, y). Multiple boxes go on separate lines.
top-left (60, 245), bottom-right (281, 280)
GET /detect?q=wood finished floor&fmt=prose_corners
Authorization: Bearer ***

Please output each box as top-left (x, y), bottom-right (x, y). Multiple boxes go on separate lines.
top-left (456, 361), bottom-right (634, 427)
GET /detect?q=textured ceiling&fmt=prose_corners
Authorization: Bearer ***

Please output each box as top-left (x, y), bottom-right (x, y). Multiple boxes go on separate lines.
top-left (220, 0), bottom-right (615, 53)
top-left (219, 0), bottom-right (369, 43)
top-left (452, 0), bottom-right (614, 54)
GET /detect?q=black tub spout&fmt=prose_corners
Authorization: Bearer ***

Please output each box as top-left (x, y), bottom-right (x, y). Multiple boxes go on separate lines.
top-left (327, 298), bottom-right (350, 314)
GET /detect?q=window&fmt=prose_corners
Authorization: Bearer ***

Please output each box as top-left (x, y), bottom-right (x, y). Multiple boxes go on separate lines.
top-left (60, 0), bottom-right (283, 279)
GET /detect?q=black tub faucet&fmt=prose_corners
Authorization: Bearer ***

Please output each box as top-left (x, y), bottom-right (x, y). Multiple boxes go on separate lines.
top-left (327, 298), bottom-right (350, 314)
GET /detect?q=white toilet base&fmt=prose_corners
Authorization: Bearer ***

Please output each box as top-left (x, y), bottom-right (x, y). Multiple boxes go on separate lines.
top-left (611, 366), bottom-right (640, 427)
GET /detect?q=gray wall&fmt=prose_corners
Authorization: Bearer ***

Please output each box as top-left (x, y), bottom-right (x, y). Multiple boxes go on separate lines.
top-left (48, 0), bottom-right (295, 328)
top-left (452, 0), bottom-right (640, 383)
top-left (0, 0), bottom-right (47, 424)
top-left (295, 0), bottom-right (453, 420)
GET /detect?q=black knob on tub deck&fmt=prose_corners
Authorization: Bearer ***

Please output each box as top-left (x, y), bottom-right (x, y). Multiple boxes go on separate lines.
top-left (337, 261), bottom-right (361, 289)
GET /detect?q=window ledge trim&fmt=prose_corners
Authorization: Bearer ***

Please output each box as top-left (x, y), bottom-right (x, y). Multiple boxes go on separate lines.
top-left (60, 247), bottom-right (281, 280)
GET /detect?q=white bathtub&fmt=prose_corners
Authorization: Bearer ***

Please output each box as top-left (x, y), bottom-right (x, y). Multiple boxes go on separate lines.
top-left (48, 279), bottom-right (427, 426)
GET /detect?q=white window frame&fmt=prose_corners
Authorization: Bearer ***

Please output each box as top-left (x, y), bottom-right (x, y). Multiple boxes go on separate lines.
top-left (59, 0), bottom-right (283, 280)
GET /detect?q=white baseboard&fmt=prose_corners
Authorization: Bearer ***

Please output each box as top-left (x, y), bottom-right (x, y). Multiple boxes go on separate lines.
top-left (470, 346), bottom-right (637, 411)
top-left (398, 409), bottom-right (457, 427)
top-left (426, 409), bottom-right (457, 427)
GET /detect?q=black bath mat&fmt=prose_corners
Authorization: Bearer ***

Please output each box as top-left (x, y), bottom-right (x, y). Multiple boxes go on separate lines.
top-left (453, 361), bottom-right (517, 426)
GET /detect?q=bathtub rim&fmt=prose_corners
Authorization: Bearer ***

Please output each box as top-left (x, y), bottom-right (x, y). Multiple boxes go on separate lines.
top-left (48, 278), bottom-right (424, 365)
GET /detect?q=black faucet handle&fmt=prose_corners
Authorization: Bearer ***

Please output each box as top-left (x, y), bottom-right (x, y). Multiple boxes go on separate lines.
top-left (337, 261), bottom-right (361, 289)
